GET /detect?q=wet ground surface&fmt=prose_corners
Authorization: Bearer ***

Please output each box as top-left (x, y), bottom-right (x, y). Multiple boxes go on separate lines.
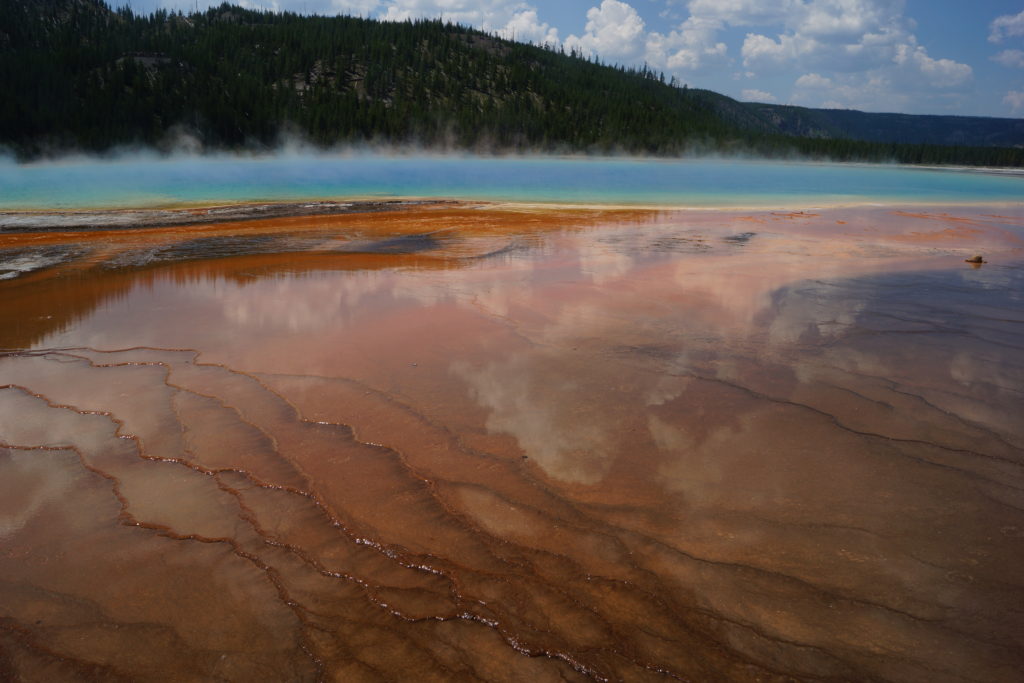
top-left (0, 199), bottom-right (451, 233)
top-left (1, 203), bottom-right (1023, 681)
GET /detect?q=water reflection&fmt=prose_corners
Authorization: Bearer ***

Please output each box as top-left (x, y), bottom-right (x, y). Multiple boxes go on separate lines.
top-left (1, 205), bottom-right (1023, 681)
top-left (0, 447), bottom-right (79, 540)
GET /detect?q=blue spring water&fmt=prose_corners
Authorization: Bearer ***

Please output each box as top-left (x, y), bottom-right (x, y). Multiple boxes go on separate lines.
top-left (1, 154), bottom-right (1022, 210)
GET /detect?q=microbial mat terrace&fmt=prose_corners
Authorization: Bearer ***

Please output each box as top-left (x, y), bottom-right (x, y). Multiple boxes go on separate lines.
top-left (0, 158), bottom-right (1023, 682)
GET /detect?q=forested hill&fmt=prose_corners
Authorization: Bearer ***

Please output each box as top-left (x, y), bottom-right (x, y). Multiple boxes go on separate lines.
top-left (2, 0), bottom-right (1023, 166)
top-left (742, 103), bottom-right (1024, 149)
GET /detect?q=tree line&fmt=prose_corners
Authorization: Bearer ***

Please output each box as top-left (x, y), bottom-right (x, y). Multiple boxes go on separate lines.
top-left (1, 0), bottom-right (1021, 167)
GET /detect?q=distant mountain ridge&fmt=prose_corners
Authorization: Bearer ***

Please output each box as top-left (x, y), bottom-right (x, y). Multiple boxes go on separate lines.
top-left (740, 103), bottom-right (1024, 149)
top-left (1, 0), bottom-right (1022, 166)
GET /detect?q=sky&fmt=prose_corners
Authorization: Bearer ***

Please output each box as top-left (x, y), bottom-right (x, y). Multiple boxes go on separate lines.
top-left (120, 0), bottom-right (1024, 118)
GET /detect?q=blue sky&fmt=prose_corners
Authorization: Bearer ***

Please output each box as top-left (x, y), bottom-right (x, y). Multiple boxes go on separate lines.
top-left (121, 0), bottom-right (1024, 118)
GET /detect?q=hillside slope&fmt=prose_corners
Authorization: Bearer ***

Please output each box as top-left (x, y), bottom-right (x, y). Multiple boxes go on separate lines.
top-left (742, 103), bottom-right (1024, 148)
top-left (1, 0), bottom-right (1022, 166)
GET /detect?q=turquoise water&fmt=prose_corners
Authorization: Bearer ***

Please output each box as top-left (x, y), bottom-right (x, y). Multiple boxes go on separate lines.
top-left (1, 154), bottom-right (1022, 209)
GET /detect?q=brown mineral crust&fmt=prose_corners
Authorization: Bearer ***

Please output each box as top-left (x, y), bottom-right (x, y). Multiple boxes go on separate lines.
top-left (1, 202), bottom-right (1023, 681)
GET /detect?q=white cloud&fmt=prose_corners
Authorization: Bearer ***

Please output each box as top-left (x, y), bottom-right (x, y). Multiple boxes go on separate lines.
top-left (790, 65), bottom-right (972, 114)
top-left (741, 32), bottom-right (818, 67)
top-left (564, 0), bottom-right (647, 60)
top-left (378, 0), bottom-right (551, 39)
top-left (685, 0), bottom-right (799, 27)
top-left (496, 10), bottom-right (559, 45)
top-left (718, 1), bottom-right (973, 113)
top-left (797, 0), bottom-right (903, 38)
top-left (990, 10), bottom-right (1024, 43)
top-left (741, 88), bottom-right (777, 102)
top-left (892, 43), bottom-right (972, 87)
top-left (1005, 90), bottom-right (1024, 114)
top-left (645, 15), bottom-right (727, 72)
top-left (738, 7), bottom-right (969, 79)
top-left (616, 0), bottom-right (976, 114)
top-left (795, 72), bottom-right (832, 88)
top-left (686, 0), bottom-right (903, 40)
top-left (993, 49), bottom-right (1024, 69)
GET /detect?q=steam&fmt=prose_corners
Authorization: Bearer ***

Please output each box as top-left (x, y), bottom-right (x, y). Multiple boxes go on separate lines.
top-left (3, 114), bottom-right (862, 167)
top-left (2, 140), bottom-right (1020, 216)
